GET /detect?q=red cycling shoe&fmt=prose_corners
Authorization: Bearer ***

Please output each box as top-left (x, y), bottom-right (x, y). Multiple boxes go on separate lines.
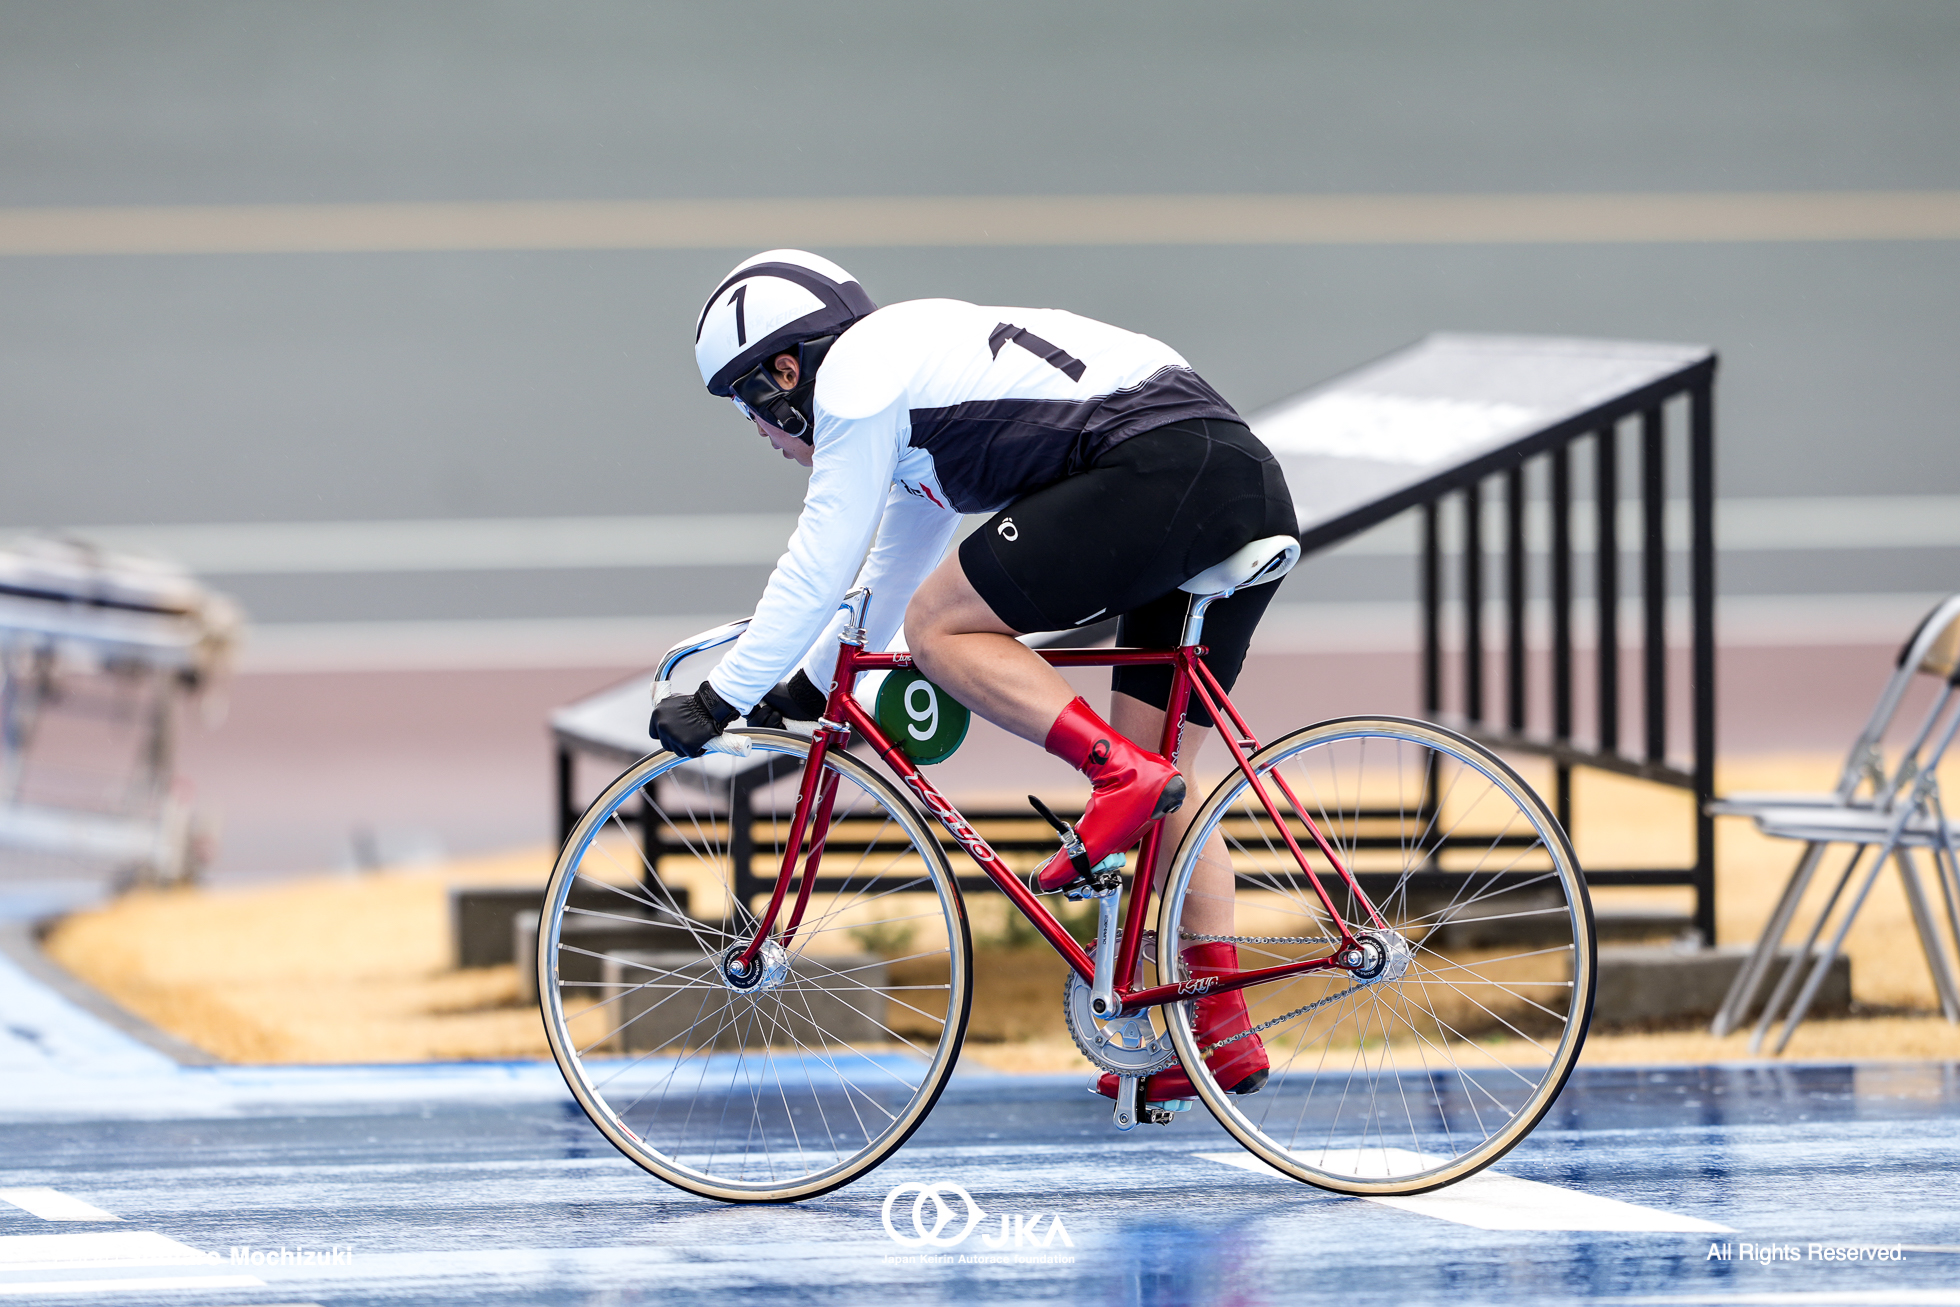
top-left (1032, 698), bottom-right (1185, 893)
top-left (1095, 941), bottom-right (1270, 1104)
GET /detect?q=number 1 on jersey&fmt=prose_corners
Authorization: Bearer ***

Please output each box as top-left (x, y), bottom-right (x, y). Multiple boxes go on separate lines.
top-left (989, 322), bottom-right (1085, 382)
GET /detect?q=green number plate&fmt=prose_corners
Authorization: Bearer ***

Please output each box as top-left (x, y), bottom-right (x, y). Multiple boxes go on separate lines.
top-left (874, 668), bottom-right (970, 765)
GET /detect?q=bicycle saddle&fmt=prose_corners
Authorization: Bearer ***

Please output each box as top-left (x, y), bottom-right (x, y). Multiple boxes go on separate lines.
top-left (1178, 534), bottom-right (1302, 600)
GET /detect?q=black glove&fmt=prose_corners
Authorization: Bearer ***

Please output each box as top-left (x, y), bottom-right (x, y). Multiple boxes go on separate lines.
top-left (744, 670), bottom-right (830, 729)
top-left (650, 681), bottom-right (740, 758)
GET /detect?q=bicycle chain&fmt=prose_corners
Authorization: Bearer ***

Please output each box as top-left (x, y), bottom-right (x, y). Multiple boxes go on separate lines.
top-left (1174, 932), bottom-right (1341, 946)
top-left (1154, 931), bottom-right (1368, 1052)
top-left (1201, 982), bottom-right (1366, 1052)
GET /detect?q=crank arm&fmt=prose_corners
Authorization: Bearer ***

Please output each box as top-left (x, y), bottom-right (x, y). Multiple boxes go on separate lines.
top-left (1111, 1076), bottom-right (1140, 1131)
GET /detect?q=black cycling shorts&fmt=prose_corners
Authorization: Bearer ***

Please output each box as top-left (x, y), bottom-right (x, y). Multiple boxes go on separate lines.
top-left (958, 417), bottom-right (1296, 728)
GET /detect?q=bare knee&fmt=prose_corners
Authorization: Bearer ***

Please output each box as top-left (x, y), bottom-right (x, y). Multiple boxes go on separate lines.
top-left (907, 557), bottom-right (1015, 673)
top-left (905, 589), bottom-right (951, 670)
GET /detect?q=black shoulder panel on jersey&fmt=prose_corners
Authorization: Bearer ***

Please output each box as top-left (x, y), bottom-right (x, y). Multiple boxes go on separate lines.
top-left (908, 366), bottom-right (1241, 513)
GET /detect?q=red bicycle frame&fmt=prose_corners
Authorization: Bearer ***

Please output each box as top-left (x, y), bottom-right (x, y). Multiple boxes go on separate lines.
top-left (734, 630), bottom-right (1387, 1016)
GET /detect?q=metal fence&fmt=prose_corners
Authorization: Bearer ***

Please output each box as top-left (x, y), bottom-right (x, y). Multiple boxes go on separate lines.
top-left (1409, 360), bottom-right (1719, 942)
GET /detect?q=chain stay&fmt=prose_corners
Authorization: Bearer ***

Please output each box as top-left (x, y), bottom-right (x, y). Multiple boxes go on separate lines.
top-left (1171, 931), bottom-right (1367, 1053)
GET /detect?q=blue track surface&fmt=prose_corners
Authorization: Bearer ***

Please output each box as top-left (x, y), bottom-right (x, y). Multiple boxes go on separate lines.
top-left (6, 922), bottom-right (1959, 1304)
top-left (3, 1056), bottom-right (1959, 1305)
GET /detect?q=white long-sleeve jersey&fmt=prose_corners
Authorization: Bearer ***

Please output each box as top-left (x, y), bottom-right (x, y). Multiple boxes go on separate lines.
top-left (705, 298), bottom-right (1238, 712)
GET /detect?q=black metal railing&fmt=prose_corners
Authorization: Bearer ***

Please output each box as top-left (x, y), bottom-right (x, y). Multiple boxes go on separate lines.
top-left (1414, 363), bottom-right (1718, 942)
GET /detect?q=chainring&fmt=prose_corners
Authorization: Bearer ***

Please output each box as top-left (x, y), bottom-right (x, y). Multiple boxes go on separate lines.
top-left (1062, 970), bottom-right (1179, 1075)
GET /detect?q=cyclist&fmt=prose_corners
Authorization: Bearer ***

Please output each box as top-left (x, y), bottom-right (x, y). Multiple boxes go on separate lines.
top-left (653, 250), bottom-right (1295, 1106)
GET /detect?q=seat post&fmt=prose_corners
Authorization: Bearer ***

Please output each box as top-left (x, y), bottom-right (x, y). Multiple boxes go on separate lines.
top-left (1181, 593), bottom-right (1221, 648)
top-left (1174, 535), bottom-right (1300, 649)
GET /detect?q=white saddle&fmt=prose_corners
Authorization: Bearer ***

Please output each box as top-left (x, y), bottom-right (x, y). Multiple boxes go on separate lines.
top-left (1179, 535), bottom-right (1302, 599)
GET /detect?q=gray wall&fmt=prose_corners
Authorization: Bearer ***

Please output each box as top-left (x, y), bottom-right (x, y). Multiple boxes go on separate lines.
top-left (2, 1), bottom-right (1956, 621)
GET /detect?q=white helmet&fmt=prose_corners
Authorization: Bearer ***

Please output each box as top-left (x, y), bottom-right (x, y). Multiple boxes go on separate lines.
top-left (693, 250), bottom-right (875, 436)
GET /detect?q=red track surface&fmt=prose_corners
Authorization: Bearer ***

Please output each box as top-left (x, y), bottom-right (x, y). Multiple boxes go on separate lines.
top-left (176, 643), bottom-right (1897, 882)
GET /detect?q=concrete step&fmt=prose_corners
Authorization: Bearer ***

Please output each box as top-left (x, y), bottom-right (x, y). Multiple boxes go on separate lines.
top-left (605, 949), bottom-right (888, 1053)
top-left (452, 881), bottom-right (689, 969)
top-left (1593, 945), bottom-right (1851, 1027)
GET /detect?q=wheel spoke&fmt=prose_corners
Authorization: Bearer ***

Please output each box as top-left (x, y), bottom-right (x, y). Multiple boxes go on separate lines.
top-left (537, 737), bottom-right (969, 1201)
top-left (1160, 718), bottom-right (1592, 1192)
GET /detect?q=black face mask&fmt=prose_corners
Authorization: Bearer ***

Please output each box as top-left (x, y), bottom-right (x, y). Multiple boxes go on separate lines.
top-left (730, 336), bottom-right (836, 441)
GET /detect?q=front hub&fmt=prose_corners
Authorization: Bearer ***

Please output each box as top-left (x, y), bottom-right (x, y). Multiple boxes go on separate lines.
top-left (720, 940), bottom-right (790, 993)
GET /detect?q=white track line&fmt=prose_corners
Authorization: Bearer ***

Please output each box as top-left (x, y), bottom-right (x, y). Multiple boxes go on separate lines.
top-left (0, 1274), bottom-right (265, 1296)
top-left (65, 495), bottom-right (1960, 578)
top-left (0, 1189), bottom-right (120, 1222)
top-left (1615, 1295), bottom-right (1960, 1306)
top-left (1195, 1152), bottom-right (1731, 1232)
top-left (0, 1230), bottom-right (232, 1271)
top-left (0, 1232), bottom-right (265, 1297)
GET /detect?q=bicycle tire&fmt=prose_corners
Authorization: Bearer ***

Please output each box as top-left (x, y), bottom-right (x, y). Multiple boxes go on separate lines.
top-left (540, 728), bottom-right (972, 1202)
top-left (1157, 716), bottom-right (1594, 1195)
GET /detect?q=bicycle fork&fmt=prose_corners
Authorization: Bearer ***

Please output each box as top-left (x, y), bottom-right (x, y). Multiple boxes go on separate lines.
top-left (731, 724), bottom-right (843, 979)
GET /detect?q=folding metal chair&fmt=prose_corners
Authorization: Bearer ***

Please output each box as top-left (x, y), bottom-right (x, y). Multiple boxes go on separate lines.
top-left (1708, 594), bottom-right (1960, 1039)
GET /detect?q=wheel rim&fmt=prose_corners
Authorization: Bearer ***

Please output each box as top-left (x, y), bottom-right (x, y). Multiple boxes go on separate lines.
top-left (540, 731), bottom-right (970, 1201)
top-left (1160, 717), bottom-right (1594, 1194)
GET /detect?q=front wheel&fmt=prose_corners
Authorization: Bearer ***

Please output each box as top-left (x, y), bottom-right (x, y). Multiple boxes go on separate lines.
top-left (1157, 716), bottom-right (1594, 1195)
top-left (539, 729), bottom-right (973, 1202)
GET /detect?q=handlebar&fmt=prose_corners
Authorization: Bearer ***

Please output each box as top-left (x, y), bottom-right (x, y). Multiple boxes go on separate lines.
top-left (649, 589), bottom-right (873, 758)
top-left (652, 618), bottom-right (752, 702)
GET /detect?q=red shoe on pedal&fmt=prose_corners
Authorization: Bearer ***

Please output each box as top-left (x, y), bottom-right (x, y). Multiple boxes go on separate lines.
top-left (1032, 698), bottom-right (1185, 893)
top-left (1095, 942), bottom-right (1270, 1105)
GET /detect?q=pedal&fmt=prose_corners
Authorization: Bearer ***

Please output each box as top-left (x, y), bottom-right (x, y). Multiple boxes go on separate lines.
top-left (1111, 1075), bottom-right (1140, 1131)
top-left (1143, 1101), bottom-right (1190, 1126)
top-left (1063, 853), bottom-right (1125, 902)
top-left (1028, 794), bottom-right (1093, 889)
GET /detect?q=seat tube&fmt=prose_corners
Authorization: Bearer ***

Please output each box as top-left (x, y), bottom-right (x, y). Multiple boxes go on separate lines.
top-left (1158, 644), bottom-right (1197, 762)
top-left (1116, 820), bottom-right (1164, 990)
top-left (1115, 646), bottom-right (1199, 992)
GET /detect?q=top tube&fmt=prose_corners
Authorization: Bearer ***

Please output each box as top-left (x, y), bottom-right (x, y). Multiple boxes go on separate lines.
top-left (848, 647), bottom-right (1183, 674)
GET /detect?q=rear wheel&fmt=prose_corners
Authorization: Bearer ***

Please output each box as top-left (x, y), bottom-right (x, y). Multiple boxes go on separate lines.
top-left (539, 729), bottom-right (972, 1202)
top-left (1157, 716), bottom-right (1593, 1194)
